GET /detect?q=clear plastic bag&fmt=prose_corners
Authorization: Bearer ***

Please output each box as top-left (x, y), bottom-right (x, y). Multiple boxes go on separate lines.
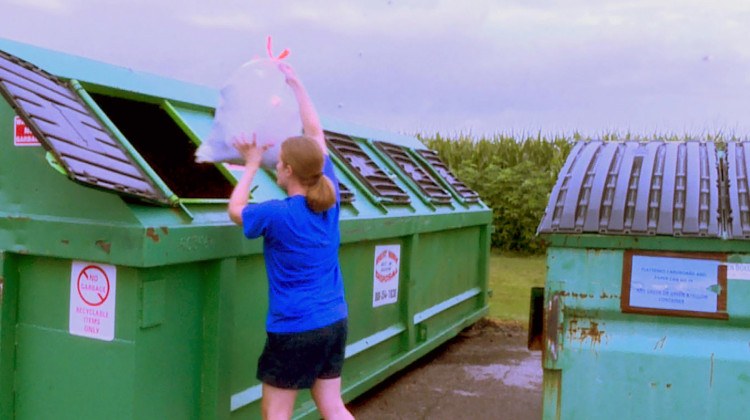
top-left (195, 39), bottom-right (300, 168)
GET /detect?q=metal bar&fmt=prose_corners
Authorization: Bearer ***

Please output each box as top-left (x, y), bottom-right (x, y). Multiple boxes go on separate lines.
top-left (345, 324), bottom-right (407, 358)
top-left (413, 287), bottom-right (481, 324)
top-left (230, 384), bottom-right (262, 412)
top-left (161, 99), bottom-right (203, 146)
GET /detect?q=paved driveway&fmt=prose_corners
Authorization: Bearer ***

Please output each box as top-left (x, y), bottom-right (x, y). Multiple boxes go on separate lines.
top-left (348, 320), bottom-right (543, 420)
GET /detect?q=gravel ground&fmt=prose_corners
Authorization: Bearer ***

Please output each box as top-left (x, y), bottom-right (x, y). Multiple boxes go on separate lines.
top-left (347, 319), bottom-right (543, 420)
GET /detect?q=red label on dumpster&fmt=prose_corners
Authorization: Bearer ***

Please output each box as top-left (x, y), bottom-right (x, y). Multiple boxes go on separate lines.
top-left (69, 261), bottom-right (117, 341)
top-left (14, 116), bottom-right (41, 146)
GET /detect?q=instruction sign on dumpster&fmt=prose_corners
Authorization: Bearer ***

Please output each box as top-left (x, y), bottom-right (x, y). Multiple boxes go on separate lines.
top-left (621, 251), bottom-right (727, 319)
top-left (373, 245), bottom-right (400, 307)
top-left (69, 261), bottom-right (117, 341)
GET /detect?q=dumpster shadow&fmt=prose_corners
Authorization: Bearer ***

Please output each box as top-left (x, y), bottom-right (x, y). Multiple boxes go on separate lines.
top-left (348, 319), bottom-right (543, 420)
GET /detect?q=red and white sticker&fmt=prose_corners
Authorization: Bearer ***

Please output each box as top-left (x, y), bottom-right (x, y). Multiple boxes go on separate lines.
top-left (69, 261), bottom-right (116, 341)
top-left (373, 245), bottom-right (400, 307)
top-left (14, 116), bottom-right (41, 146)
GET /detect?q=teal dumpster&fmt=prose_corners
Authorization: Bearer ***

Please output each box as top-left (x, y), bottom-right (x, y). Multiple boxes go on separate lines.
top-left (534, 140), bottom-right (750, 420)
top-left (0, 38), bottom-right (492, 420)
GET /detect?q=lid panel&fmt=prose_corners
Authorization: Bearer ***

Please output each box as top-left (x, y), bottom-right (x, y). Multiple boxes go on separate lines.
top-left (538, 140), bottom-right (720, 237)
top-left (0, 49), bottom-right (170, 204)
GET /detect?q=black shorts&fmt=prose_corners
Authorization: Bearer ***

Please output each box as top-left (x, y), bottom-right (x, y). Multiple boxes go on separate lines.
top-left (257, 318), bottom-right (348, 390)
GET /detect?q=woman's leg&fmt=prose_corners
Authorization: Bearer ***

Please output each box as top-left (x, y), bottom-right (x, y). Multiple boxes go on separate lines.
top-left (310, 377), bottom-right (354, 420)
top-left (261, 383), bottom-right (298, 420)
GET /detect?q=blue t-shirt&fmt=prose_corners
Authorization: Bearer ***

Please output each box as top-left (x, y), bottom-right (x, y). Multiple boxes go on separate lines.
top-left (241, 156), bottom-right (348, 333)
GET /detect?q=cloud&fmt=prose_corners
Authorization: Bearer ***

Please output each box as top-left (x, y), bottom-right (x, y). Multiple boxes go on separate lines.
top-left (182, 13), bottom-right (259, 30)
top-left (5, 0), bottom-right (70, 14)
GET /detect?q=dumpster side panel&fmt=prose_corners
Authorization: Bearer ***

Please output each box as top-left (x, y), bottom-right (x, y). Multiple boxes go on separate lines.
top-left (227, 254), bottom-right (270, 418)
top-left (545, 247), bottom-right (750, 420)
top-left (13, 255), bottom-right (138, 420)
top-left (0, 251), bottom-right (19, 420)
top-left (415, 228), bottom-right (482, 306)
top-left (133, 263), bottom-right (205, 420)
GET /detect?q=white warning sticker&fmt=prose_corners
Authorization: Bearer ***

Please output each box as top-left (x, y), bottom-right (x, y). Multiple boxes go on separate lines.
top-left (14, 116), bottom-right (41, 146)
top-left (69, 261), bottom-right (117, 341)
top-left (373, 245), bottom-right (400, 307)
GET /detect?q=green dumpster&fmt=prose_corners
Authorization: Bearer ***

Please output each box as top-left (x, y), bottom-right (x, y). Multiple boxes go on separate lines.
top-left (0, 38), bottom-right (492, 420)
top-left (534, 140), bottom-right (750, 420)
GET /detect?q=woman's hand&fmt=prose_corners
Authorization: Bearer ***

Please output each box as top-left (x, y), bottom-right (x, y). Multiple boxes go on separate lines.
top-left (228, 133), bottom-right (272, 225)
top-left (278, 62), bottom-right (300, 87)
top-left (232, 132), bottom-right (272, 168)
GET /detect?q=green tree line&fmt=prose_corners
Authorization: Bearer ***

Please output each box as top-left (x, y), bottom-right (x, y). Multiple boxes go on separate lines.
top-left (418, 132), bottom-right (744, 254)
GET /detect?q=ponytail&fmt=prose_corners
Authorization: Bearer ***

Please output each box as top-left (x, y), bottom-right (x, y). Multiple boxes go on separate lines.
top-left (280, 136), bottom-right (337, 213)
top-left (305, 174), bottom-right (336, 213)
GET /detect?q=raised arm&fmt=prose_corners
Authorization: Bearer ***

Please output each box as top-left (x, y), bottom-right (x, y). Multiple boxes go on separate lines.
top-left (278, 63), bottom-right (327, 155)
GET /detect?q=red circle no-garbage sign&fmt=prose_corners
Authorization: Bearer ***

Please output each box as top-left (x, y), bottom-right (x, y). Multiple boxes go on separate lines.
top-left (77, 265), bottom-right (110, 306)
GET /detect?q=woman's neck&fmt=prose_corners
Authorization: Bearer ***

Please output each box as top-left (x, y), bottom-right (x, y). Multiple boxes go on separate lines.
top-left (286, 181), bottom-right (307, 197)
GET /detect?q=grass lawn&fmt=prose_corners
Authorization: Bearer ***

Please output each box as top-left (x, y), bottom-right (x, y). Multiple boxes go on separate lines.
top-left (487, 250), bottom-right (547, 324)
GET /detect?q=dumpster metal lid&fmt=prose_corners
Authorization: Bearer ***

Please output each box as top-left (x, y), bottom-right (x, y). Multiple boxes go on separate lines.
top-left (325, 131), bottom-right (411, 204)
top-left (374, 141), bottom-right (452, 204)
top-left (538, 140), bottom-right (720, 237)
top-left (416, 149), bottom-right (480, 202)
top-left (0, 49), bottom-right (172, 205)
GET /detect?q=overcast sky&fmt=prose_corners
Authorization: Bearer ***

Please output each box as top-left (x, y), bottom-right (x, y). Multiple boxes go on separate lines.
top-left (2, 0), bottom-right (750, 138)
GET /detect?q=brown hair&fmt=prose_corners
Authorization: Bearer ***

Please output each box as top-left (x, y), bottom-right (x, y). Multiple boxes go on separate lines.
top-left (280, 136), bottom-right (336, 213)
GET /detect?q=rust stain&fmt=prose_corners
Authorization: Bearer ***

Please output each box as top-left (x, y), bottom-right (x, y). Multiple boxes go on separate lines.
top-left (7, 216), bottom-right (30, 221)
top-left (160, 227), bottom-right (168, 235)
top-left (96, 241), bottom-right (111, 254)
top-left (61, 240), bottom-right (69, 245)
top-left (146, 228), bottom-right (160, 243)
top-left (584, 322), bottom-right (603, 345)
top-left (666, 384), bottom-right (672, 389)
top-left (568, 318), bottom-right (605, 346)
top-left (559, 291), bottom-right (594, 299)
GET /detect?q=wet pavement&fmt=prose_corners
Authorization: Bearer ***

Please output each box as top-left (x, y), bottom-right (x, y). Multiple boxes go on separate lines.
top-left (347, 319), bottom-right (543, 420)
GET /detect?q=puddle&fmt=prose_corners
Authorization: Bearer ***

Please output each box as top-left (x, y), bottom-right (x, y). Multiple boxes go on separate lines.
top-left (463, 353), bottom-right (542, 390)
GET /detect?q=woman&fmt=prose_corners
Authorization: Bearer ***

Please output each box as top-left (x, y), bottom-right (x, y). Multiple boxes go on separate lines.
top-left (228, 63), bottom-right (355, 420)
